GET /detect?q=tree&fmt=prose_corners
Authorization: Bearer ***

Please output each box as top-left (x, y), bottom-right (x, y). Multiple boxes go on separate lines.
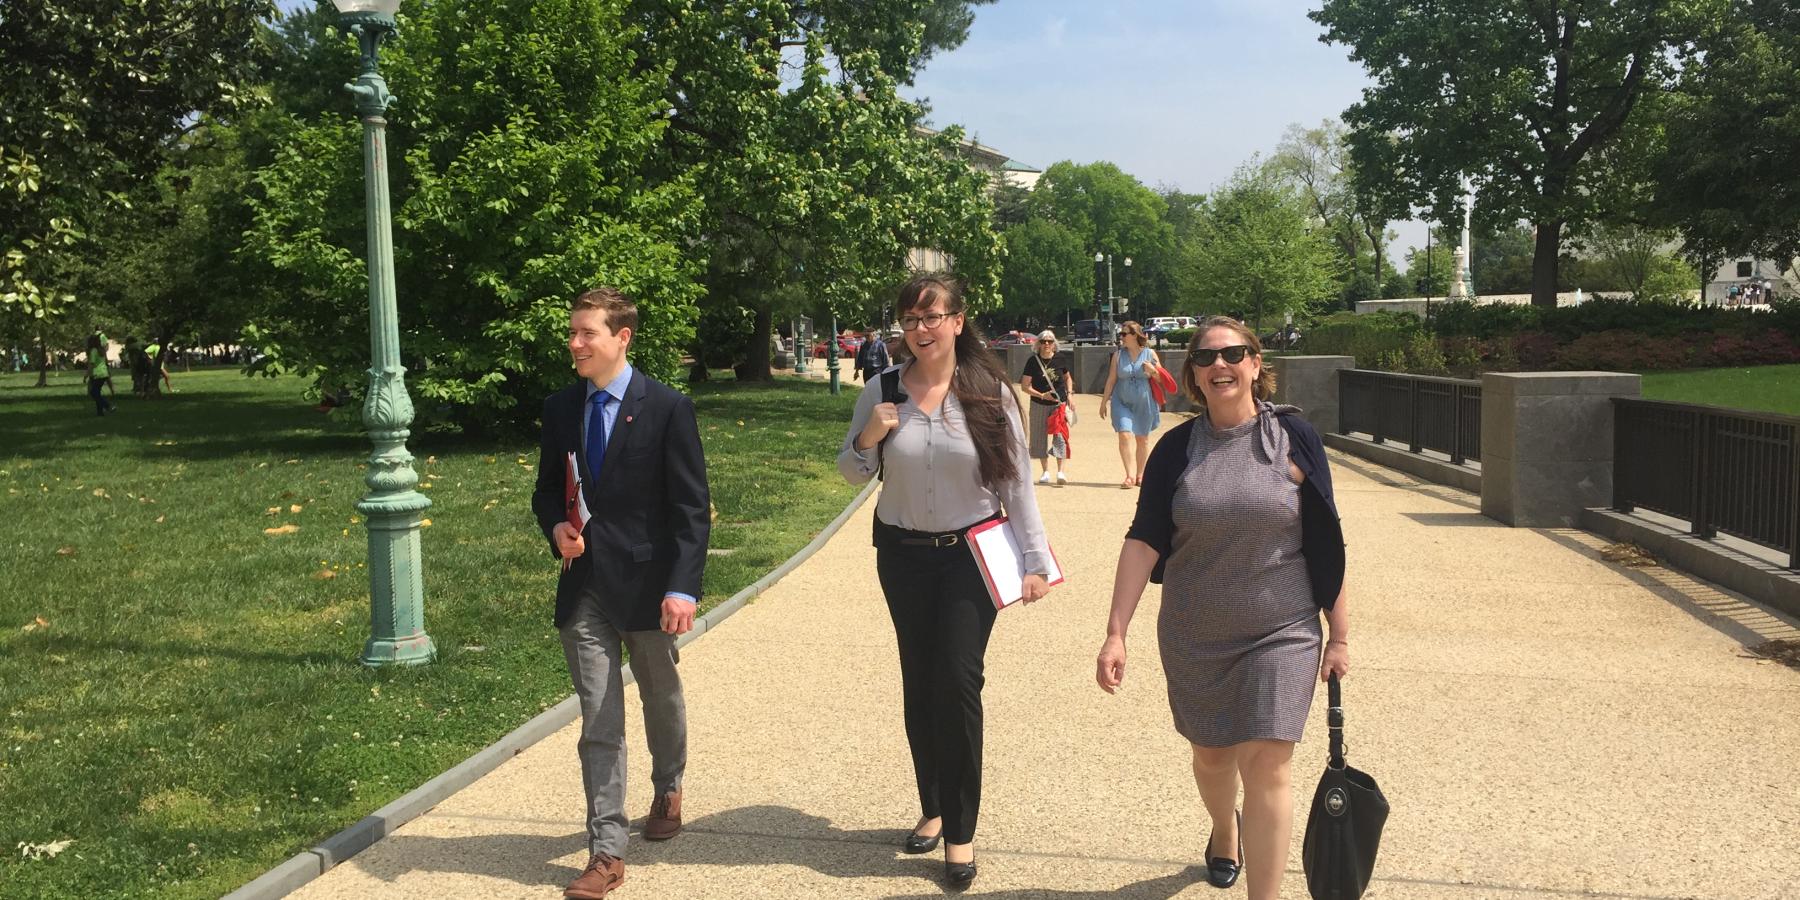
top-left (1652, 0), bottom-right (1800, 276)
top-left (1187, 167), bottom-right (1341, 330)
top-left (1030, 161), bottom-right (1174, 314)
top-left (998, 219), bottom-right (1089, 324)
top-left (1269, 121), bottom-right (1363, 288)
top-left (1314, 0), bottom-right (1720, 307)
top-left (1, 0), bottom-right (273, 329)
top-left (1583, 224), bottom-right (1696, 301)
top-left (625, 0), bottom-right (1001, 379)
top-left (247, 0), bottom-right (702, 430)
top-left (1470, 224), bottom-right (1538, 295)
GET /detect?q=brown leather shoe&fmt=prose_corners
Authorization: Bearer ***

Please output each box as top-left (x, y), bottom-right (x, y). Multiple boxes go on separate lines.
top-left (644, 789), bottom-right (682, 841)
top-left (564, 853), bottom-right (624, 899)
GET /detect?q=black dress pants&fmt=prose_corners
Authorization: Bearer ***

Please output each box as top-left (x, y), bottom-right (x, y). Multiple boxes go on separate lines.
top-left (875, 522), bottom-right (999, 845)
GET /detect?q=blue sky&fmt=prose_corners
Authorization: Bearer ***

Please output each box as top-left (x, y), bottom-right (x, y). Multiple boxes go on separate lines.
top-left (906, 0), bottom-right (1427, 260)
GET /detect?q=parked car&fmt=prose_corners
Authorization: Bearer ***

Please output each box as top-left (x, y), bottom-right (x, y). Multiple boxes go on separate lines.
top-left (1071, 319), bottom-right (1114, 345)
top-left (987, 330), bottom-right (1037, 348)
top-left (810, 335), bottom-right (864, 357)
top-left (1146, 316), bottom-right (1182, 340)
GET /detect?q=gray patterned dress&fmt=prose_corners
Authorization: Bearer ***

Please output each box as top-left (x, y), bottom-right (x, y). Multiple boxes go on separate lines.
top-left (1156, 408), bottom-right (1321, 746)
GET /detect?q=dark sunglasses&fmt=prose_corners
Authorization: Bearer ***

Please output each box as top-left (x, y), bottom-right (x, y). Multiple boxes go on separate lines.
top-left (1191, 345), bottom-right (1253, 366)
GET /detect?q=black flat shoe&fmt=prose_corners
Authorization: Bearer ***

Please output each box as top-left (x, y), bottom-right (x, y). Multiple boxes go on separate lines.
top-left (1204, 811), bottom-right (1243, 889)
top-left (945, 860), bottom-right (977, 887)
top-left (902, 830), bottom-right (941, 854)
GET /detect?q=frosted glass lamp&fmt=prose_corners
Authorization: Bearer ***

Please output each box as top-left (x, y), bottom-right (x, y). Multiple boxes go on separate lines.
top-left (331, 0), bottom-right (402, 14)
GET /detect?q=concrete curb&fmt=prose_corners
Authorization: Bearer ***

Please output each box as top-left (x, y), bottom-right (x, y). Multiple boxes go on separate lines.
top-left (1324, 431), bottom-right (1482, 493)
top-left (222, 479), bottom-right (879, 900)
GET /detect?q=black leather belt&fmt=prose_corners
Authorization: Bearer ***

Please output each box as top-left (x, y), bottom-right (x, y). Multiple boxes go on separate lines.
top-left (873, 514), bottom-right (1000, 550)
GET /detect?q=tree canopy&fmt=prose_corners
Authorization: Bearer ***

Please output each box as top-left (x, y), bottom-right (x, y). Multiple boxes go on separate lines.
top-left (1313, 0), bottom-right (1721, 306)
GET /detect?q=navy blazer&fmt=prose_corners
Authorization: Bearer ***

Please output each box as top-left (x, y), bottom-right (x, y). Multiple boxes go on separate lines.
top-left (531, 370), bottom-right (711, 630)
top-left (1126, 408), bottom-right (1346, 610)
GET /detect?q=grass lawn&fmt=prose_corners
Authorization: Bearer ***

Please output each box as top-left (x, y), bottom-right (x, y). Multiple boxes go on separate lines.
top-left (0, 368), bottom-right (858, 899)
top-left (1637, 363), bottom-right (1800, 417)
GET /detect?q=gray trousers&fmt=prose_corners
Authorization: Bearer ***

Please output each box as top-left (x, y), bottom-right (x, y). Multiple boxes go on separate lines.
top-left (560, 599), bottom-right (687, 858)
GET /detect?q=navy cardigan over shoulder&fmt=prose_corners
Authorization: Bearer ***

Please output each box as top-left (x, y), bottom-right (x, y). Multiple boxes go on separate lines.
top-left (1125, 410), bottom-right (1346, 610)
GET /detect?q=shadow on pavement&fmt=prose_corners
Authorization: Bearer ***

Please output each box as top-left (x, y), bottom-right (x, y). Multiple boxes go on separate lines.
top-left (338, 829), bottom-right (587, 886)
top-left (879, 865), bottom-right (1206, 899)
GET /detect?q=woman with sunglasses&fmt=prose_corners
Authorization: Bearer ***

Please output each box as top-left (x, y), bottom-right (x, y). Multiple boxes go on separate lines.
top-left (1021, 330), bottom-right (1074, 485)
top-left (1099, 321), bottom-right (1165, 488)
top-left (1094, 316), bottom-right (1349, 900)
top-left (838, 274), bottom-right (1054, 887)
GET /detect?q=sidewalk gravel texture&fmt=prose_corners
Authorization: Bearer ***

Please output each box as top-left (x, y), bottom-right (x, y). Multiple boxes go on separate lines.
top-left (284, 395), bottom-right (1800, 899)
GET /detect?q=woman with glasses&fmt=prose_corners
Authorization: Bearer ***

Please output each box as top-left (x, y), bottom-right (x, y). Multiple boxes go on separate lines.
top-left (1100, 320), bottom-right (1165, 488)
top-left (1094, 316), bottom-right (1350, 900)
top-left (1021, 330), bottom-right (1074, 486)
top-left (838, 274), bottom-right (1055, 888)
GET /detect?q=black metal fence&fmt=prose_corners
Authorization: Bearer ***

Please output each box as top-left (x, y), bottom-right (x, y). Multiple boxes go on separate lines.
top-left (1338, 370), bottom-right (1482, 464)
top-left (1612, 399), bottom-right (1800, 568)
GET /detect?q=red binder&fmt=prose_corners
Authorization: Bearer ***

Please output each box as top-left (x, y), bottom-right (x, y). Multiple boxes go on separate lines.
top-left (562, 451), bottom-right (589, 572)
top-left (965, 516), bottom-right (1065, 610)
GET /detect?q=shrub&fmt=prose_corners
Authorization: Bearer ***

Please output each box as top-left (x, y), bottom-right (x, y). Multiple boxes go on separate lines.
top-left (1431, 300), bottom-right (1543, 338)
top-left (1512, 332), bottom-right (1560, 369)
top-left (1403, 330), bottom-right (1450, 375)
top-left (1554, 330), bottom-right (1697, 370)
top-left (1304, 311), bottom-right (1422, 368)
top-left (1164, 327), bottom-right (1196, 347)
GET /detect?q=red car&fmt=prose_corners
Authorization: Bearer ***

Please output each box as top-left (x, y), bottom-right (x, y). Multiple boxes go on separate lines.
top-left (810, 335), bottom-right (864, 357)
top-left (987, 331), bottom-right (1038, 348)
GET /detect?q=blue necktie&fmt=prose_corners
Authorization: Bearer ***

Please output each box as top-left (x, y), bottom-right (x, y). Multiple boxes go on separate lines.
top-left (587, 390), bottom-right (611, 481)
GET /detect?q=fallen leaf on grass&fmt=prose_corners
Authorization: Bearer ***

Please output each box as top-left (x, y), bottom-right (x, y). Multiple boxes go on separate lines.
top-left (155, 515), bottom-right (165, 524)
top-left (265, 506), bottom-right (279, 515)
top-left (284, 459), bottom-right (300, 465)
top-left (20, 616), bottom-right (49, 633)
top-left (91, 488), bottom-right (109, 499)
top-left (54, 547), bottom-right (76, 557)
top-left (289, 504), bottom-right (303, 513)
top-left (264, 524), bottom-right (300, 535)
top-left (17, 838), bottom-right (74, 861)
top-left (311, 569), bottom-right (337, 580)
top-left (418, 518), bottom-right (433, 528)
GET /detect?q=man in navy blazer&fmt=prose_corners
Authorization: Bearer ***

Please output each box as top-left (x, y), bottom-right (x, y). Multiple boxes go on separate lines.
top-left (532, 286), bottom-right (710, 899)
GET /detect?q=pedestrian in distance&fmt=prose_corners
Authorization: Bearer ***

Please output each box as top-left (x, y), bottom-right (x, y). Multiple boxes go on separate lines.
top-left (144, 339), bottom-right (174, 394)
top-left (1099, 320), bottom-right (1167, 488)
top-left (838, 273), bottom-right (1055, 888)
top-left (1021, 329), bottom-right (1074, 486)
top-left (83, 332), bottom-right (115, 417)
top-left (1095, 316), bottom-right (1351, 900)
top-left (853, 326), bottom-right (891, 383)
top-left (531, 286), bottom-right (712, 900)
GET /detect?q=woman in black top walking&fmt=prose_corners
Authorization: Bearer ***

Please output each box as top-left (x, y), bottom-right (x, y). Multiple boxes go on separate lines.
top-left (1020, 330), bottom-right (1074, 485)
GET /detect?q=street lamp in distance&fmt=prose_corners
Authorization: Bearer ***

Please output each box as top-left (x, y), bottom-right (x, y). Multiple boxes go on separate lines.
top-left (330, 0), bottom-right (436, 667)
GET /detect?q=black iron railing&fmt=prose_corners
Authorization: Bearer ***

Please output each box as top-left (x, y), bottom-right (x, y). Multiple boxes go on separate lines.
top-left (1613, 399), bottom-right (1800, 568)
top-left (1338, 370), bottom-right (1482, 464)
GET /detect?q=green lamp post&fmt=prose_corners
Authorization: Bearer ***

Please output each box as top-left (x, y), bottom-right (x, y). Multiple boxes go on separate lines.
top-left (333, 0), bottom-right (435, 667)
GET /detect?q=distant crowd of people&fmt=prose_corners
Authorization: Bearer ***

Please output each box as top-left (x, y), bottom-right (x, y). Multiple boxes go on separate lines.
top-left (77, 331), bottom-right (176, 416)
top-left (1723, 281), bottom-right (1775, 307)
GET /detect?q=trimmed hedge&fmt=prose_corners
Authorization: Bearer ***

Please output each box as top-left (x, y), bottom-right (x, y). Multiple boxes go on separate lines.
top-left (1431, 297), bottom-right (1800, 341)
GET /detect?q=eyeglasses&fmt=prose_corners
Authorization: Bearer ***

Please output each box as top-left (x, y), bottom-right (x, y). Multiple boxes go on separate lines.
top-left (1191, 345), bottom-right (1253, 366)
top-left (899, 312), bottom-right (954, 331)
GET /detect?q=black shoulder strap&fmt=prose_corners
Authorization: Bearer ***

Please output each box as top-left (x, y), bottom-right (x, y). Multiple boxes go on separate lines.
top-left (876, 368), bottom-right (907, 481)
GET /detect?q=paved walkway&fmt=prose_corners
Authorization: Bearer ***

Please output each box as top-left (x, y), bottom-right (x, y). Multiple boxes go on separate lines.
top-left (291, 404), bottom-right (1800, 899)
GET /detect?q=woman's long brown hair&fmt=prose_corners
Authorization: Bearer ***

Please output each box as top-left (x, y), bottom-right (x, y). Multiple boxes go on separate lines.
top-left (896, 274), bottom-right (1018, 488)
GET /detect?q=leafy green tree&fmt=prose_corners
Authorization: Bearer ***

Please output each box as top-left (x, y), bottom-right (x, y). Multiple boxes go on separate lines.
top-left (1314, 0), bottom-right (1721, 307)
top-left (1403, 240), bottom-right (1454, 298)
top-left (626, 0), bottom-right (1001, 379)
top-left (1582, 224), bottom-right (1697, 301)
top-left (1470, 225), bottom-right (1537, 295)
top-left (1187, 167), bottom-right (1341, 330)
top-left (247, 0), bottom-right (701, 429)
top-left (1, 0), bottom-right (273, 329)
top-left (1030, 161), bottom-right (1174, 313)
top-left (998, 218), bottom-right (1089, 324)
top-left (1652, 0), bottom-right (1800, 275)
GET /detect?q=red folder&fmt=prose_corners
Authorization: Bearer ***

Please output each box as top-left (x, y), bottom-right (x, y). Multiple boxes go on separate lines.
top-left (562, 451), bottom-right (589, 572)
top-left (965, 516), bottom-right (1065, 610)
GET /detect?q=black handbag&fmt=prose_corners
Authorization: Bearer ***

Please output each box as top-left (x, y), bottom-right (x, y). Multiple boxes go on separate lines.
top-left (1302, 674), bottom-right (1388, 900)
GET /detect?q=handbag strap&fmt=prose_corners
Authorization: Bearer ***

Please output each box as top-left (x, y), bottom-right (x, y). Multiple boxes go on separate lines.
top-left (1033, 355), bottom-right (1065, 404)
top-left (1327, 673), bottom-right (1346, 770)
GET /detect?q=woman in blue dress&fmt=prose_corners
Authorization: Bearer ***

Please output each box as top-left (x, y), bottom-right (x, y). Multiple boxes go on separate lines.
top-left (1100, 321), bottom-right (1166, 488)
